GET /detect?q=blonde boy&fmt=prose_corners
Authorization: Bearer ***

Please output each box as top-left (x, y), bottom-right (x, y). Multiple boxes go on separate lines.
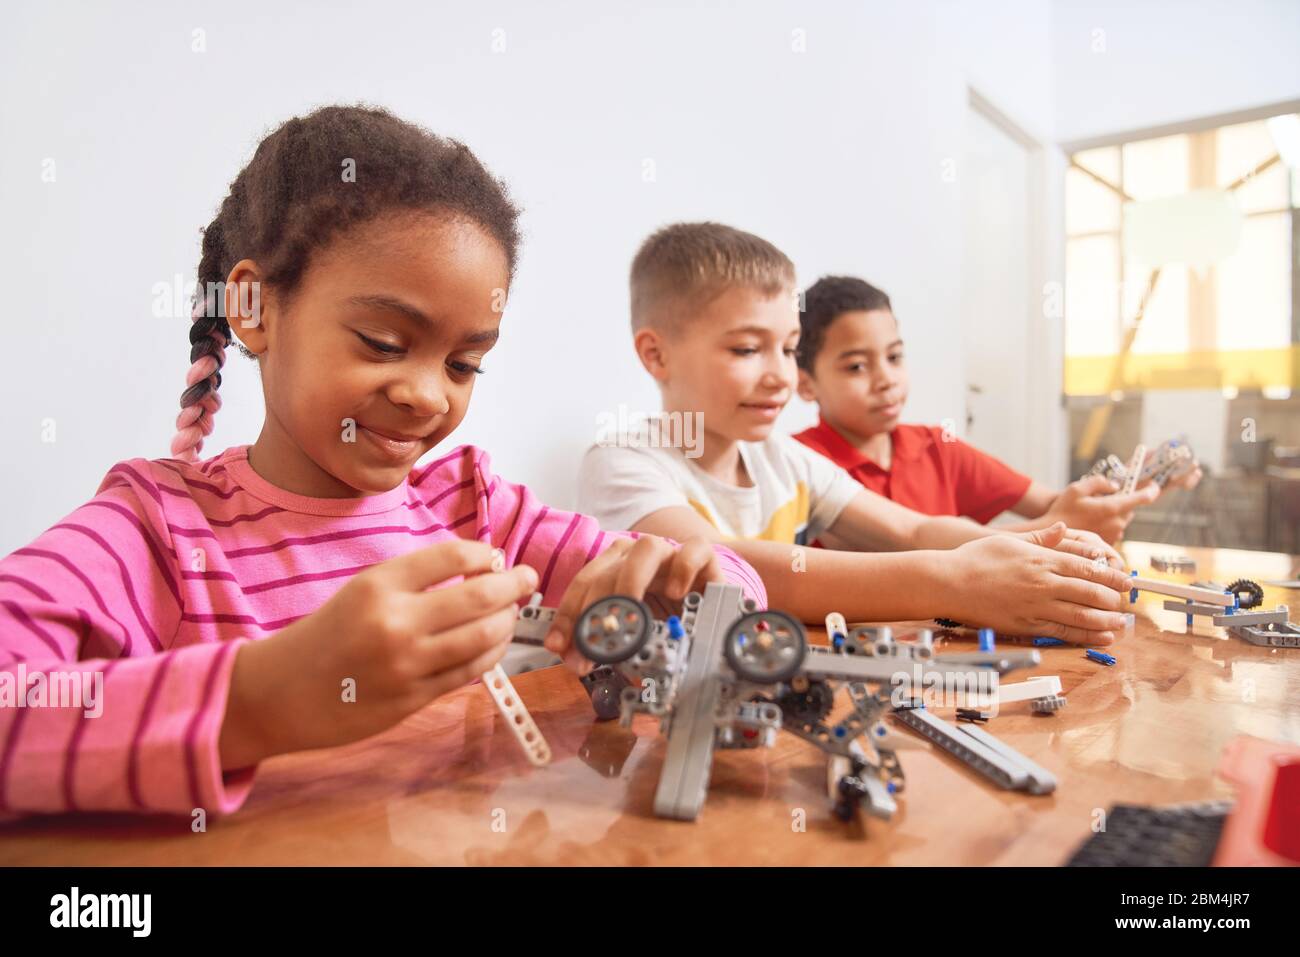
top-left (567, 223), bottom-right (1132, 645)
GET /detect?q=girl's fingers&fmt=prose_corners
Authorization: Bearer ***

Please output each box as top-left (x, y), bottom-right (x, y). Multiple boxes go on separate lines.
top-left (377, 538), bottom-right (497, 592)
top-left (411, 603), bottom-right (519, 676)
top-left (544, 538), bottom-right (634, 655)
top-left (411, 564), bottom-right (538, 634)
top-left (418, 637), bottom-right (513, 701)
top-left (557, 575), bottom-right (602, 672)
top-left (665, 538), bottom-right (723, 599)
top-left (612, 535), bottom-right (677, 599)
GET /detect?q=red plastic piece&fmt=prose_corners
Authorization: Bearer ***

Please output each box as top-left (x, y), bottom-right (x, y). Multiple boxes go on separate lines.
top-left (1214, 735), bottom-right (1300, 866)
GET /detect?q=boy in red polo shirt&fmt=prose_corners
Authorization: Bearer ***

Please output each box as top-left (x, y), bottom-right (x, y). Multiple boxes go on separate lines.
top-left (793, 276), bottom-right (1198, 545)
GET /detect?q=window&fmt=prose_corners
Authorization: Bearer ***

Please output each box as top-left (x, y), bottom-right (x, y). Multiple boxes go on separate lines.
top-left (1064, 113), bottom-right (1298, 396)
top-left (1062, 112), bottom-right (1300, 552)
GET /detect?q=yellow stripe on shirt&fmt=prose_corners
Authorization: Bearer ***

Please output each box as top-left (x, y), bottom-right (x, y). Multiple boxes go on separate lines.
top-left (687, 482), bottom-right (812, 544)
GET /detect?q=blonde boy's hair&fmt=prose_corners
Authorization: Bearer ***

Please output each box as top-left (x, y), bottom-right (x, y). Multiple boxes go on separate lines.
top-left (629, 222), bottom-right (796, 333)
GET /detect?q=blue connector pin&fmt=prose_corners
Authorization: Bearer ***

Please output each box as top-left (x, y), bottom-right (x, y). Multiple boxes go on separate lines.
top-left (666, 615), bottom-right (685, 640)
top-left (1086, 649), bottom-right (1116, 666)
top-left (978, 628), bottom-right (995, 652)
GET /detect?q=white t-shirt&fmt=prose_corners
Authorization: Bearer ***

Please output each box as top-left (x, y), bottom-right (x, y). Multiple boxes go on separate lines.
top-left (577, 432), bottom-right (860, 545)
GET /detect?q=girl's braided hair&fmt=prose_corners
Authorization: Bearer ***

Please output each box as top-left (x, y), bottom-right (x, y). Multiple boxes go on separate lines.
top-left (170, 104), bottom-right (521, 461)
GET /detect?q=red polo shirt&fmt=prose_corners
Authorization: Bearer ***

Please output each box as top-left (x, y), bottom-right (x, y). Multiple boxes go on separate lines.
top-left (793, 419), bottom-right (1032, 525)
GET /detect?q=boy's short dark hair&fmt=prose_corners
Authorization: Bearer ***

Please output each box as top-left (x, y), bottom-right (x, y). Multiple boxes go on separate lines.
top-left (630, 222), bottom-right (795, 334)
top-left (797, 275), bottom-right (893, 372)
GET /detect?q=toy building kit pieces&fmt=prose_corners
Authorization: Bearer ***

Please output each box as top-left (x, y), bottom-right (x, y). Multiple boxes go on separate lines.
top-left (1129, 567), bottom-right (1299, 647)
top-left (1128, 574), bottom-right (1235, 607)
top-left (503, 591), bottom-right (564, 675)
top-left (890, 705), bottom-right (1057, 795)
top-left (1067, 735), bottom-right (1300, 866)
top-left (1121, 444), bottom-right (1145, 494)
top-left (485, 551), bottom-right (552, 766)
top-left (1088, 437), bottom-right (1197, 491)
top-left (558, 582), bottom-right (1052, 826)
top-left (956, 674), bottom-right (1065, 714)
top-left (651, 589), bottom-right (735, 821)
top-left (1066, 802), bottom-right (1231, 867)
top-left (481, 664), bottom-right (552, 766)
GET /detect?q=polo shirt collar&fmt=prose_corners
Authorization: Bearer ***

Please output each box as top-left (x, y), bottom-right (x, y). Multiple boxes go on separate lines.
top-left (811, 417), bottom-right (930, 471)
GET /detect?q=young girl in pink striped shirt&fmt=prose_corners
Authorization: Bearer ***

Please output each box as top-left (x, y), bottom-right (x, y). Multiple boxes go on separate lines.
top-left (0, 105), bottom-right (765, 820)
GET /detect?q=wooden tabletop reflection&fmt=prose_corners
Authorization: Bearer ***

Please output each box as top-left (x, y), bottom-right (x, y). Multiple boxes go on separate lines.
top-left (3, 541), bottom-right (1298, 865)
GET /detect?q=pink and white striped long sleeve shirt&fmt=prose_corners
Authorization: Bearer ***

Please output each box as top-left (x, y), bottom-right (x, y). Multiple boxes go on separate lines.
top-left (0, 443), bottom-right (766, 820)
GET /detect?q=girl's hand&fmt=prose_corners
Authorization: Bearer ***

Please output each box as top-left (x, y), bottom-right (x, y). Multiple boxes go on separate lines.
top-left (542, 534), bottom-right (723, 671)
top-left (220, 539), bottom-right (539, 768)
top-left (941, 524), bottom-right (1131, 646)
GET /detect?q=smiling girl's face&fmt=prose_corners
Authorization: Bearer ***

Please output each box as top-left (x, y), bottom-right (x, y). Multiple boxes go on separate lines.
top-left (229, 210), bottom-right (511, 498)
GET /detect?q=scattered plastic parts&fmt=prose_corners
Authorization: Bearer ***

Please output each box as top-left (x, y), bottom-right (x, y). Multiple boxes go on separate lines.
top-left (580, 665), bottom-right (629, 721)
top-left (1128, 571), bottom-right (1234, 607)
top-left (485, 552), bottom-right (553, 765)
top-left (1066, 802), bottom-right (1231, 866)
top-left (546, 588), bottom-right (1043, 827)
top-left (1121, 444), bottom-right (1146, 494)
top-left (1226, 578), bottom-right (1264, 609)
top-left (1085, 649), bottom-right (1116, 666)
top-left (1151, 554), bottom-right (1196, 573)
top-left (1087, 437), bottom-right (1197, 491)
top-left (824, 612), bottom-right (847, 651)
top-left (481, 664), bottom-right (552, 766)
top-left (1211, 605), bottom-right (1290, 629)
top-left (987, 675), bottom-right (1062, 706)
top-left (1031, 694), bottom-right (1067, 715)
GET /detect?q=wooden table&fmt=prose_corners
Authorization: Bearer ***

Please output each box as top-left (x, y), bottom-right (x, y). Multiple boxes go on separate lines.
top-left (4, 542), bottom-right (1298, 865)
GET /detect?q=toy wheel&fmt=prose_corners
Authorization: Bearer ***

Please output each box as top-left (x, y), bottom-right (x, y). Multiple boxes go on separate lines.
top-left (574, 595), bottom-right (653, 664)
top-left (724, 610), bottom-right (807, 683)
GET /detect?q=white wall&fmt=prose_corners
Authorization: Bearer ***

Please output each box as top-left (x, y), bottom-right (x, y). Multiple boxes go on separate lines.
top-left (0, 0), bottom-right (1022, 553)
top-left (1052, 0), bottom-right (1300, 146)
top-left (2, 1), bottom-right (1294, 556)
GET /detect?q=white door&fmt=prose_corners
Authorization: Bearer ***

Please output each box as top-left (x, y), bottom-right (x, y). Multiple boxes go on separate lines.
top-left (963, 102), bottom-right (1033, 476)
